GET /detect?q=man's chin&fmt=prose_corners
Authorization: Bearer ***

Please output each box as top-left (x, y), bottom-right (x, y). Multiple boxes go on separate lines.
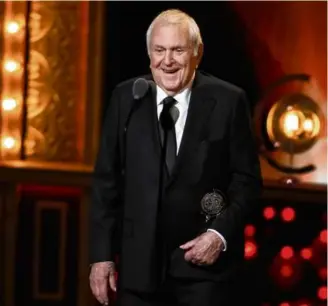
top-left (162, 82), bottom-right (181, 93)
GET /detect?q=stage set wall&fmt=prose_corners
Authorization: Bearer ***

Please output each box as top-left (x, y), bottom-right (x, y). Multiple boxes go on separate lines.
top-left (0, 2), bottom-right (326, 306)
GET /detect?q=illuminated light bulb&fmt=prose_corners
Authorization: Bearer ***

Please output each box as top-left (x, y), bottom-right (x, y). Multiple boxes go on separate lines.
top-left (6, 21), bottom-right (20, 34)
top-left (280, 246), bottom-right (294, 260)
top-left (317, 286), bottom-right (327, 300)
top-left (2, 98), bottom-right (17, 111)
top-left (263, 206), bottom-right (276, 220)
top-left (244, 224), bottom-right (256, 237)
top-left (281, 207), bottom-right (295, 222)
top-left (300, 247), bottom-right (312, 260)
top-left (4, 60), bottom-right (20, 72)
top-left (278, 107), bottom-right (307, 140)
top-left (2, 136), bottom-right (16, 149)
top-left (244, 240), bottom-right (257, 259)
top-left (303, 118), bottom-right (313, 132)
top-left (284, 112), bottom-right (299, 132)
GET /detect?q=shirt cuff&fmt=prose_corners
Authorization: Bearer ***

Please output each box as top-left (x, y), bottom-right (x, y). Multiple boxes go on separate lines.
top-left (207, 229), bottom-right (227, 251)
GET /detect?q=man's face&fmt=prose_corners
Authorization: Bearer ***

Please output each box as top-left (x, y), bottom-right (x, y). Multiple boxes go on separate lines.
top-left (149, 23), bottom-right (201, 95)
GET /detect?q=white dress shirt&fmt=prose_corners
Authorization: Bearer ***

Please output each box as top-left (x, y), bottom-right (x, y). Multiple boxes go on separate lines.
top-left (156, 85), bottom-right (227, 251)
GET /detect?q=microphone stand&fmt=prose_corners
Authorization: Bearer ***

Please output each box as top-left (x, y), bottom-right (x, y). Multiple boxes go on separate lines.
top-left (122, 100), bottom-right (138, 180)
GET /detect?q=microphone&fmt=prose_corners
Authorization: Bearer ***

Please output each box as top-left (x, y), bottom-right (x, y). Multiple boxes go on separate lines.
top-left (132, 78), bottom-right (151, 100)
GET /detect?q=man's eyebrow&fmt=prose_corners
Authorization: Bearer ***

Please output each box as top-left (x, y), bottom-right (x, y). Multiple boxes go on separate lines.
top-left (153, 45), bottom-right (188, 49)
top-left (153, 45), bottom-right (165, 49)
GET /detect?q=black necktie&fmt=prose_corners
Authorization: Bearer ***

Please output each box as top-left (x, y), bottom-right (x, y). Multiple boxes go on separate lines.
top-left (159, 96), bottom-right (179, 176)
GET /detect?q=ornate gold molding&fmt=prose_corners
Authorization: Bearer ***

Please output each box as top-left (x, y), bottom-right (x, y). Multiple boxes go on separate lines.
top-left (1, 1), bottom-right (104, 165)
top-left (26, 1), bottom-right (90, 162)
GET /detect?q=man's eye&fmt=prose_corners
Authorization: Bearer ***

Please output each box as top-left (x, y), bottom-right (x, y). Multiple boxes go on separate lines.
top-left (155, 49), bottom-right (164, 53)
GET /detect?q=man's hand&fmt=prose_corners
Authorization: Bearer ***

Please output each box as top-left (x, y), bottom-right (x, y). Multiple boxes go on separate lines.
top-left (89, 261), bottom-right (116, 305)
top-left (180, 231), bottom-right (223, 266)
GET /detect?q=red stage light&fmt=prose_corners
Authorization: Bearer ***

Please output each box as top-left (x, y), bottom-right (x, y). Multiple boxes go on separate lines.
top-left (281, 207), bottom-right (295, 222)
top-left (244, 224), bottom-right (256, 237)
top-left (280, 264), bottom-right (293, 277)
top-left (319, 229), bottom-right (327, 243)
top-left (300, 247), bottom-right (312, 260)
top-left (280, 246), bottom-right (294, 260)
top-left (263, 206), bottom-right (276, 220)
top-left (245, 240), bottom-right (257, 259)
top-left (318, 286), bottom-right (327, 300)
top-left (280, 302), bottom-right (290, 306)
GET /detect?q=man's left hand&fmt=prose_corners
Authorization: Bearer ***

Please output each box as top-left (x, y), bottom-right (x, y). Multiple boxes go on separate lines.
top-left (180, 231), bottom-right (223, 266)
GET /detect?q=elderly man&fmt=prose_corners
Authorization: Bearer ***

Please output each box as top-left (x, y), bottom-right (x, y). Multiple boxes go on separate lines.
top-left (89, 8), bottom-right (262, 306)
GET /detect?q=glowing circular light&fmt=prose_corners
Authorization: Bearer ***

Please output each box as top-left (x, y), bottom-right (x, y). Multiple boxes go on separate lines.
top-left (263, 206), bottom-right (276, 220)
top-left (300, 248), bottom-right (312, 260)
top-left (2, 98), bottom-right (17, 111)
top-left (280, 246), bottom-right (294, 260)
top-left (280, 109), bottom-right (304, 139)
top-left (317, 286), bottom-right (327, 300)
top-left (281, 207), bottom-right (295, 222)
top-left (4, 60), bottom-right (20, 72)
top-left (244, 241), bottom-right (257, 259)
top-left (6, 21), bottom-right (20, 34)
top-left (244, 224), bottom-right (256, 237)
top-left (2, 136), bottom-right (16, 149)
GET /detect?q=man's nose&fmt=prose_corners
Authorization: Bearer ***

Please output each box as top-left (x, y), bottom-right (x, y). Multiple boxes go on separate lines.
top-left (163, 50), bottom-right (174, 65)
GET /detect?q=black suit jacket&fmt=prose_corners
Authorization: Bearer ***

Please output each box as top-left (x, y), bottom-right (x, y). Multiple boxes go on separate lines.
top-left (89, 71), bottom-right (262, 292)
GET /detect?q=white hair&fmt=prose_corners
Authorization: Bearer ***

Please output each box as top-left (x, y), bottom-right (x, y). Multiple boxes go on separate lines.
top-left (146, 9), bottom-right (203, 56)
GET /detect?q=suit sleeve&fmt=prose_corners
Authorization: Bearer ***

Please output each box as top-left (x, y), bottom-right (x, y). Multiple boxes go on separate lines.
top-left (89, 87), bottom-right (122, 264)
top-left (210, 90), bottom-right (262, 243)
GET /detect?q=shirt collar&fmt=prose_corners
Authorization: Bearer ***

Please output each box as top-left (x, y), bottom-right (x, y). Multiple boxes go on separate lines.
top-left (155, 71), bottom-right (195, 107)
top-left (156, 85), bottom-right (193, 114)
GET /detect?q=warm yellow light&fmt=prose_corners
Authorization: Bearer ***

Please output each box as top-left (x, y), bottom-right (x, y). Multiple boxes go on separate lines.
top-left (6, 21), bottom-right (20, 34)
top-left (282, 111), bottom-right (301, 137)
top-left (2, 136), bottom-right (16, 149)
top-left (303, 118), bottom-right (314, 132)
top-left (4, 60), bottom-right (20, 72)
top-left (2, 98), bottom-right (17, 111)
top-left (280, 108), bottom-right (321, 140)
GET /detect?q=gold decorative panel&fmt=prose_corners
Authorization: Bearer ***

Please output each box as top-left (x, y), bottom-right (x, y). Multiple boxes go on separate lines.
top-left (26, 1), bottom-right (89, 162)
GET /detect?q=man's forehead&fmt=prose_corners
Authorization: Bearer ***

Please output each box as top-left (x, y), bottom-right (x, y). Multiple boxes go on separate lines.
top-left (152, 23), bottom-right (189, 36)
top-left (151, 23), bottom-right (191, 44)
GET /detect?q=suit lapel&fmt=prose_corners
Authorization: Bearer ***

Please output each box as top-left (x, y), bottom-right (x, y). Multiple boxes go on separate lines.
top-left (167, 72), bottom-right (217, 186)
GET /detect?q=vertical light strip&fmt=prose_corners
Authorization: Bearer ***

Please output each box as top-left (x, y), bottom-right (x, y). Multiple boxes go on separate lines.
top-left (0, 1), bottom-right (27, 160)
